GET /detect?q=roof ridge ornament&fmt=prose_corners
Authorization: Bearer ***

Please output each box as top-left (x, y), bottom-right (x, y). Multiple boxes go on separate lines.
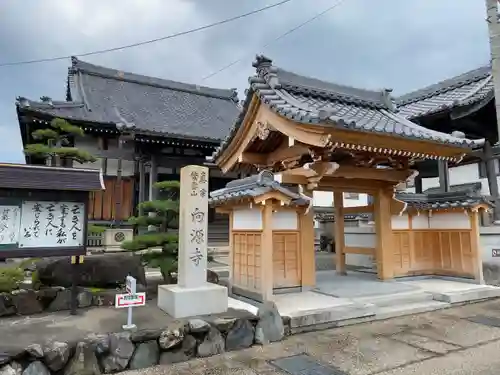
top-left (381, 88), bottom-right (396, 112)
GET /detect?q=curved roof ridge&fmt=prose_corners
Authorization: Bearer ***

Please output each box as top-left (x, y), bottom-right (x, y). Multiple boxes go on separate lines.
top-left (69, 56), bottom-right (239, 101)
top-left (397, 65), bottom-right (491, 105)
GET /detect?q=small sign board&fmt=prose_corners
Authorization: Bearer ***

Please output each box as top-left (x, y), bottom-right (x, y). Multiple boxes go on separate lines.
top-left (126, 275), bottom-right (136, 294)
top-left (115, 292), bottom-right (146, 308)
top-left (492, 249), bottom-right (500, 258)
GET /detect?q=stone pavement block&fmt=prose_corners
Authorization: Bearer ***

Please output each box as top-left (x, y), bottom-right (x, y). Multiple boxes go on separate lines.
top-left (389, 332), bottom-right (461, 355)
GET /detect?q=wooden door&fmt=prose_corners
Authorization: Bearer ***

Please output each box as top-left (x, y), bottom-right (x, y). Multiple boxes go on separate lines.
top-left (273, 232), bottom-right (301, 289)
top-left (232, 232), bottom-right (261, 291)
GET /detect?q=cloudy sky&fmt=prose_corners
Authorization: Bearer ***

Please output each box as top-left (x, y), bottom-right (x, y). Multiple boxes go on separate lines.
top-left (0, 0), bottom-right (490, 164)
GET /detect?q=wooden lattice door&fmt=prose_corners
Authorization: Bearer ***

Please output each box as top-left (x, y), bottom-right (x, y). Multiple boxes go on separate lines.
top-left (232, 232), bottom-right (261, 290)
top-left (272, 232), bottom-right (301, 289)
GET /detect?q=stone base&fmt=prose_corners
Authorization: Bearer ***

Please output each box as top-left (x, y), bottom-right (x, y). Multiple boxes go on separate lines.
top-left (157, 283), bottom-right (228, 318)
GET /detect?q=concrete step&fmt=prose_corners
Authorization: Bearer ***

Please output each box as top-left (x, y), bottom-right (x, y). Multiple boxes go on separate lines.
top-left (431, 285), bottom-right (500, 304)
top-left (355, 291), bottom-right (434, 307)
top-left (373, 300), bottom-right (451, 321)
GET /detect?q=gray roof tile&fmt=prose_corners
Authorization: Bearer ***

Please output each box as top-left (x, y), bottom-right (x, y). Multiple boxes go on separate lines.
top-left (396, 190), bottom-right (493, 211)
top-left (17, 57), bottom-right (241, 142)
top-left (212, 55), bottom-right (483, 162)
top-left (396, 66), bottom-right (493, 120)
top-left (209, 170), bottom-right (308, 206)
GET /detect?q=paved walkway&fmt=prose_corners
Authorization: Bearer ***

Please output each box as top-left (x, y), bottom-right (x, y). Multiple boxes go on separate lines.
top-left (123, 299), bottom-right (500, 375)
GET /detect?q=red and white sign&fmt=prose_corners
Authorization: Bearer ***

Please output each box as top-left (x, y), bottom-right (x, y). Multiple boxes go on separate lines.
top-left (115, 293), bottom-right (146, 308)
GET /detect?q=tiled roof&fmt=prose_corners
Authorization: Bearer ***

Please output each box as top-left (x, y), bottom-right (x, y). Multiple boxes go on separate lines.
top-left (423, 182), bottom-right (482, 195)
top-left (396, 66), bottom-right (493, 120)
top-left (0, 164), bottom-right (104, 192)
top-left (212, 55), bottom-right (483, 162)
top-left (17, 57), bottom-right (241, 142)
top-left (396, 190), bottom-right (493, 211)
top-left (209, 170), bottom-right (308, 206)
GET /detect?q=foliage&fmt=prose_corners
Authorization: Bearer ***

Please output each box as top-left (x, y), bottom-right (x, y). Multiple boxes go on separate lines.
top-left (0, 266), bottom-right (25, 293)
top-left (24, 117), bottom-right (97, 165)
top-left (121, 181), bottom-right (181, 282)
top-left (88, 224), bottom-right (107, 234)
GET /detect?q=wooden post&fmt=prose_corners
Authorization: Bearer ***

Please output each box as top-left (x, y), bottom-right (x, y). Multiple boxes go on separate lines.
top-left (469, 211), bottom-right (485, 284)
top-left (148, 155), bottom-right (158, 201)
top-left (138, 158), bottom-right (146, 216)
top-left (114, 135), bottom-right (123, 222)
top-left (260, 201), bottom-right (274, 301)
top-left (438, 160), bottom-right (450, 192)
top-left (484, 141), bottom-right (500, 223)
top-left (299, 189), bottom-right (315, 288)
top-left (334, 191), bottom-right (346, 275)
top-left (414, 175), bottom-right (423, 194)
top-left (374, 188), bottom-right (394, 280)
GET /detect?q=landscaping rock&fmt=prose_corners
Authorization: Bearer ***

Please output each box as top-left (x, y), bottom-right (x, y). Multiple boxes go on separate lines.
top-left (129, 342), bottom-right (159, 370)
top-left (64, 342), bottom-right (101, 375)
top-left (225, 319), bottom-right (255, 351)
top-left (0, 294), bottom-right (15, 317)
top-left (91, 291), bottom-right (116, 307)
top-left (35, 254), bottom-right (146, 288)
top-left (0, 348), bottom-right (23, 366)
top-left (159, 335), bottom-right (197, 365)
top-left (37, 288), bottom-right (59, 309)
top-left (0, 364), bottom-right (17, 375)
top-left (22, 361), bottom-right (50, 375)
top-left (188, 319), bottom-right (210, 333)
top-left (210, 317), bottom-right (237, 333)
top-left (86, 333), bottom-right (110, 356)
top-left (130, 329), bottom-right (162, 343)
top-left (158, 322), bottom-right (184, 350)
top-left (197, 327), bottom-right (225, 358)
top-left (11, 290), bottom-right (43, 315)
top-left (8, 363), bottom-right (21, 375)
top-left (43, 341), bottom-right (72, 371)
top-left (254, 301), bottom-right (284, 344)
top-left (46, 290), bottom-right (72, 312)
top-left (77, 291), bottom-right (93, 308)
top-left (100, 333), bottom-right (135, 373)
top-left (25, 344), bottom-right (44, 359)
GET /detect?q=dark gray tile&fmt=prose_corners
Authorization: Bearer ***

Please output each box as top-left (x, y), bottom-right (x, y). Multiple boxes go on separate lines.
top-left (466, 315), bottom-right (500, 328)
top-left (269, 354), bottom-right (348, 375)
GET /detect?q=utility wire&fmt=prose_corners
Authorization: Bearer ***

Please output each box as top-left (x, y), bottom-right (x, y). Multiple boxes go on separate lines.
top-left (0, 0), bottom-right (294, 67)
top-left (201, 0), bottom-right (348, 81)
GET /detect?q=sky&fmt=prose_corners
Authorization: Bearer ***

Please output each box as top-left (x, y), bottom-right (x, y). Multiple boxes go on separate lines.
top-left (0, 0), bottom-right (491, 164)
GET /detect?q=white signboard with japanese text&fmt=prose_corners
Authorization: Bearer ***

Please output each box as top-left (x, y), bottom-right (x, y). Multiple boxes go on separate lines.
top-left (115, 293), bottom-right (146, 308)
top-left (18, 201), bottom-right (85, 248)
top-left (0, 206), bottom-right (21, 245)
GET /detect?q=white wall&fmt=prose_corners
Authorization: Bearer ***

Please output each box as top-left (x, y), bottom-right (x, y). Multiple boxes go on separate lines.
top-left (344, 227), bottom-right (376, 268)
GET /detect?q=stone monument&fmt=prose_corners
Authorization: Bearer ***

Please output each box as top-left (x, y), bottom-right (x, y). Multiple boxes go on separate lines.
top-left (157, 165), bottom-right (228, 318)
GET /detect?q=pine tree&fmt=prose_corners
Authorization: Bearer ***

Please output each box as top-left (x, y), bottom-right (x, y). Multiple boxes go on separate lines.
top-left (121, 181), bottom-right (181, 283)
top-left (24, 117), bottom-right (97, 166)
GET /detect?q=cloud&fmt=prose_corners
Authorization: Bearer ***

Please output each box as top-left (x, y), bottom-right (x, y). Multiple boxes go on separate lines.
top-left (0, 0), bottom-right (490, 163)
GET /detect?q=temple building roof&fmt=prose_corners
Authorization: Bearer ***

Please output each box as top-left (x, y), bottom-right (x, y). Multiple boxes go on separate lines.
top-left (396, 66), bottom-right (493, 120)
top-left (16, 57), bottom-right (241, 142)
top-left (209, 170), bottom-right (309, 206)
top-left (212, 55), bottom-right (483, 162)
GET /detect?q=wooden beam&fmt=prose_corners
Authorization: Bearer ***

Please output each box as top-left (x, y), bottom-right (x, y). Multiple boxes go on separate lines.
top-left (238, 152), bottom-right (267, 165)
top-left (266, 143), bottom-right (310, 166)
top-left (374, 188), bottom-right (394, 280)
top-left (334, 191), bottom-right (346, 275)
top-left (344, 246), bottom-right (375, 255)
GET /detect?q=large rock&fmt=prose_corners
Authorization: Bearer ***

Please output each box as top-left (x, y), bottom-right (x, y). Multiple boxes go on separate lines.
top-left (35, 254), bottom-right (146, 288)
top-left (11, 290), bottom-right (43, 315)
top-left (22, 362), bottom-right (50, 375)
top-left (158, 322), bottom-right (185, 350)
top-left (225, 319), bottom-right (255, 351)
top-left (187, 319), bottom-right (210, 334)
top-left (159, 335), bottom-right (197, 365)
top-left (46, 289), bottom-right (72, 312)
top-left (0, 363), bottom-right (20, 375)
top-left (197, 327), bottom-right (225, 358)
top-left (100, 333), bottom-right (135, 373)
top-left (43, 341), bottom-right (72, 371)
top-left (130, 329), bottom-right (162, 343)
top-left (64, 342), bottom-right (101, 375)
top-left (129, 342), bottom-right (159, 370)
top-left (254, 301), bottom-right (284, 344)
top-left (25, 344), bottom-right (44, 359)
top-left (0, 294), bottom-right (15, 317)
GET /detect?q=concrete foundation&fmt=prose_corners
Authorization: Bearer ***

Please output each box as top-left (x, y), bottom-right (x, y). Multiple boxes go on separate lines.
top-left (157, 283), bottom-right (228, 318)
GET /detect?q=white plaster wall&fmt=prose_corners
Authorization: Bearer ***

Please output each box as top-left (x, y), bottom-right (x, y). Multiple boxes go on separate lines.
top-left (480, 228), bottom-right (500, 265)
top-left (313, 191), bottom-right (369, 207)
top-left (272, 211), bottom-right (298, 230)
top-left (428, 212), bottom-right (471, 229)
top-left (412, 214), bottom-right (429, 229)
top-left (412, 162), bottom-right (491, 196)
top-left (232, 208), bottom-right (262, 230)
top-left (391, 214), bottom-right (409, 230)
top-left (73, 136), bottom-right (135, 176)
top-left (344, 227), bottom-right (376, 268)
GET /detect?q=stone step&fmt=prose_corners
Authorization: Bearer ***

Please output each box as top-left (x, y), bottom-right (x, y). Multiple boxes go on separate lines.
top-left (431, 285), bottom-right (500, 304)
top-left (373, 300), bottom-right (451, 321)
top-left (355, 291), bottom-right (434, 307)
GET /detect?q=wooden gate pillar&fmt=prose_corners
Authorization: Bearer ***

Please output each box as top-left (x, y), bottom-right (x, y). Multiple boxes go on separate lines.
top-left (374, 188), bottom-right (394, 280)
top-left (261, 202), bottom-right (274, 300)
top-left (300, 189), bottom-right (316, 288)
top-left (333, 191), bottom-right (346, 275)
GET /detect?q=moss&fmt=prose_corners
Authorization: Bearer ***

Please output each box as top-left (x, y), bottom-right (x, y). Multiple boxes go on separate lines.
top-left (88, 287), bottom-right (106, 294)
top-left (0, 267), bottom-right (24, 293)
